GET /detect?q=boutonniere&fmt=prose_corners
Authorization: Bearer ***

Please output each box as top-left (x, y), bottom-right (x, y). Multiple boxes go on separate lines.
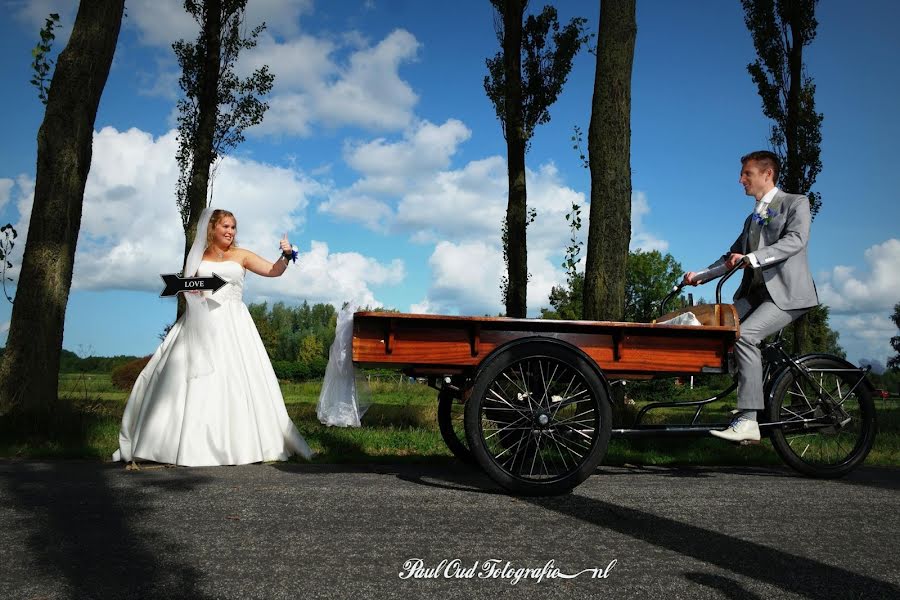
top-left (752, 207), bottom-right (777, 227)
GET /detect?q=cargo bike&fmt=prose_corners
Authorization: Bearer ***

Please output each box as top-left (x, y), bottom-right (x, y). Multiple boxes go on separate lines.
top-left (351, 264), bottom-right (877, 495)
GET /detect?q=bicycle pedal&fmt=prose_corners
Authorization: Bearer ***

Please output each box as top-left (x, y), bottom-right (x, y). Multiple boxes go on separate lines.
top-left (739, 440), bottom-right (761, 446)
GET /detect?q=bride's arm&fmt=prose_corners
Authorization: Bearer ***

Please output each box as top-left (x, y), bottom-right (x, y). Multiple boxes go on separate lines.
top-left (240, 249), bottom-right (290, 278)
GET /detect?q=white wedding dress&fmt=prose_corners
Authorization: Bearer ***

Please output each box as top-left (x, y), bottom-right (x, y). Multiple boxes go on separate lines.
top-left (113, 260), bottom-right (313, 466)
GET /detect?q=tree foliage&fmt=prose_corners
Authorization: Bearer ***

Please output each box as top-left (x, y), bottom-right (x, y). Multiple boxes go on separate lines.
top-left (743, 0), bottom-right (824, 355)
top-left (582, 0), bottom-right (636, 322)
top-left (29, 12), bottom-right (61, 105)
top-left (543, 249), bottom-right (683, 323)
top-left (742, 0), bottom-right (823, 216)
top-left (485, 0), bottom-right (588, 317)
top-left (889, 302), bottom-right (900, 371)
top-left (624, 250), bottom-right (683, 323)
top-left (173, 0), bottom-right (274, 316)
top-left (485, 3), bottom-right (588, 147)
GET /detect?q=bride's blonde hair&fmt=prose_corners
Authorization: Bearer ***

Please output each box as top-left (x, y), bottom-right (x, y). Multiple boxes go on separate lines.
top-left (206, 209), bottom-right (238, 249)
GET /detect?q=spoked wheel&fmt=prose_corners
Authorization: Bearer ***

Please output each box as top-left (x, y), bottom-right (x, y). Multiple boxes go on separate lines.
top-left (437, 387), bottom-right (475, 464)
top-left (464, 340), bottom-right (611, 496)
top-left (768, 357), bottom-right (877, 478)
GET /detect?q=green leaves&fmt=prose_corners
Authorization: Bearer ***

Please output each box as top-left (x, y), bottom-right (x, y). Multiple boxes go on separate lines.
top-left (174, 1), bottom-right (275, 228)
top-left (29, 13), bottom-right (60, 105)
top-left (484, 3), bottom-right (589, 148)
top-left (0, 223), bottom-right (17, 304)
top-left (742, 0), bottom-right (823, 217)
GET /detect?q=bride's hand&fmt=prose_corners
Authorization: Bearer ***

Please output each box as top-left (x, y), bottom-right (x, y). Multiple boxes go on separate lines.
top-left (279, 234), bottom-right (292, 255)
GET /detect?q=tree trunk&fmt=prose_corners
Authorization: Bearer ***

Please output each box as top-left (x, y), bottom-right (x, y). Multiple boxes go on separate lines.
top-left (0, 0), bottom-right (124, 424)
top-left (583, 0), bottom-right (636, 321)
top-left (177, 0), bottom-right (223, 320)
top-left (500, 0), bottom-right (528, 318)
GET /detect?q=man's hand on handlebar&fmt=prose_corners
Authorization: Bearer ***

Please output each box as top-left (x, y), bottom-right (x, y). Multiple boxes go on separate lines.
top-left (725, 253), bottom-right (748, 269)
top-left (682, 254), bottom-right (748, 287)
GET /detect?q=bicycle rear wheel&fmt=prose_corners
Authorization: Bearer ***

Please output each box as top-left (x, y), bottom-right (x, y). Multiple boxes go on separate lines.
top-left (768, 357), bottom-right (876, 478)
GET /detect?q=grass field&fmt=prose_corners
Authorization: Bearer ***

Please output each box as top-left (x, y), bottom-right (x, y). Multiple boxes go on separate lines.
top-left (1, 373), bottom-right (897, 469)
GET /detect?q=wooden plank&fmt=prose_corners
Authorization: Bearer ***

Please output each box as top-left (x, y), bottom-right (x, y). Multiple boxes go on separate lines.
top-left (352, 310), bottom-right (737, 378)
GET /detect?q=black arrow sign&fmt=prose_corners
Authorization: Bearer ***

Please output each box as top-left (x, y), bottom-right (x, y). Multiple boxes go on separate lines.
top-left (159, 273), bottom-right (228, 297)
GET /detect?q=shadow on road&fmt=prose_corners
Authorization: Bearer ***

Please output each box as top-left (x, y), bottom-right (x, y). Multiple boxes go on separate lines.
top-left (523, 491), bottom-right (898, 599)
top-left (1, 461), bottom-right (211, 598)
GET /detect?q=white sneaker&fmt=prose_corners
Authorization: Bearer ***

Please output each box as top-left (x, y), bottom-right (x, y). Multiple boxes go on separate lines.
top-left (711, 416), bottom-right (761, 443)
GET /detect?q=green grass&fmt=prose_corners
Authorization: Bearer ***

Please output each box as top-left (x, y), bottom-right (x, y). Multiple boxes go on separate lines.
top-left (0, 375), bottom-right (896, 470)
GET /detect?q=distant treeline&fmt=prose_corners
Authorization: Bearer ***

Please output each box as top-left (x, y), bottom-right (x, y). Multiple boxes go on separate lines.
top-left (2, 301), bottom-right (343, 381)
top-left (248, 300), bottom-right (339, 380)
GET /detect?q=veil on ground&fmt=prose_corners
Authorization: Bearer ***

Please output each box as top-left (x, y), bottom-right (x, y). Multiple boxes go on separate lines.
top-left (317, 302), bottom-right (371, 427)
top-left (181, 207), bottom-right (217, 378)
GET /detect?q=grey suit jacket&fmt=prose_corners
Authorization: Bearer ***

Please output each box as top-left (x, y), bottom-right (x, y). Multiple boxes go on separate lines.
top-left (710, 190), bottom-right (818, 311)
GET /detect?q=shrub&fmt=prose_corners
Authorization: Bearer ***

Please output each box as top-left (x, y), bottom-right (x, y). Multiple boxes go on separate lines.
top-left (111, 356), bottom-right (152, 391)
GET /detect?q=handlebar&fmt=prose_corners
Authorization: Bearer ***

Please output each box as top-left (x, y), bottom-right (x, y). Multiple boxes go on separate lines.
top-left (659, 258), bottom-right (747, 314)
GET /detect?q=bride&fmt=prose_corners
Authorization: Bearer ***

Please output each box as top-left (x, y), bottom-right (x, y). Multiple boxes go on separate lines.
top-left (113, 208), bottom-right (313, 466)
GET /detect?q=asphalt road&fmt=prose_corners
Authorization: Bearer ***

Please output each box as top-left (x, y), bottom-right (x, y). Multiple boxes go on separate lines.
top-left (1, 460), bottom-right (898, 600)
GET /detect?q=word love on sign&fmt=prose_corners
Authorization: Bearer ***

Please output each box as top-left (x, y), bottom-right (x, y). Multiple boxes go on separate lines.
top-left (159, 273), bottom-right (227, 297)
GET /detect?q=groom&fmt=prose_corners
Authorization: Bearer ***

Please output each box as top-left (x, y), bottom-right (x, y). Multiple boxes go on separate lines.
top-left (683, 150), bottom-right (818, 442)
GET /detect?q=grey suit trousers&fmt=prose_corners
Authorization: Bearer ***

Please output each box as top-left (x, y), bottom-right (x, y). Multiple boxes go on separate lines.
top-left (734, 291), bottom-right (809, 411)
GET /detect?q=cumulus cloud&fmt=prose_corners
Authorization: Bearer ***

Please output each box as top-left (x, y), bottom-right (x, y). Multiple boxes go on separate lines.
top-left (245, 29), bottom-right (420, 136)
top-left (270, 240), bottom-right (405, 308)
top-left (830, 312), bottom-right (896, 367)
top-left (417, 240), bottom-right (505, 315)
top-left (128, 0), bottom-right (313, 48)
top-left (817, 239), bottom-right (900, 314)
top-left (631, 191), bottom-right (669, 252)
top-left (0, 178), bottom-right (13, 212)
top-left (12, 0), bottom-right (76, 46)
top-left (344, 119), bottom-right (471, 181)
top-left (392, 160), bottom-right (589, 316)
top-left (5, 126), bottom-right (403, 309)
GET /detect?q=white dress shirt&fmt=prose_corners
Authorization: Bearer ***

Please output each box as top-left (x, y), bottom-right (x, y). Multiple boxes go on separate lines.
top-left (747, 186), bottom-right (779, 267)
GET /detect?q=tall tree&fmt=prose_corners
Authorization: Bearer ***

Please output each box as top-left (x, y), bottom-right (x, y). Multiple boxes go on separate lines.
top-left (174, 0), bottom-right (274, 318)
top-left (743, 0), bottom-right (823, 353)
top-left (582, 0), bottom-right (636, 321)
top-left (485, 1), bottom-right (587, 317)
top-left (889, 302), bottom-right (900, 371)
top-left (0, 1), bottom-right (125, 422)
top-left (542, 249), bottom-right (683, 323)
top-left (624, 249), bottom-right (682, 323)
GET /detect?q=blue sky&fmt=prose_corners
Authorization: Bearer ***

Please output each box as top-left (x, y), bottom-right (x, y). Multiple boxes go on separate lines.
top-left (0, 0), bottom-right (898, 367)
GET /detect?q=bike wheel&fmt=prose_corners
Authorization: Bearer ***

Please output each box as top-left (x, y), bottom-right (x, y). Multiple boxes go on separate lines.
top-left (768, 357), bottom-right (876, 478)
top-left (464, 341), bottom-right (611, 495)
top-left (437, 387), bottom-right (475, 464)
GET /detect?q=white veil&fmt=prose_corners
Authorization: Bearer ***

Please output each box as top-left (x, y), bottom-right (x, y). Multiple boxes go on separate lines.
top-left (317, 302), bottom-right (370, 427)
top-left (181, 207), bottom-right (216, 378)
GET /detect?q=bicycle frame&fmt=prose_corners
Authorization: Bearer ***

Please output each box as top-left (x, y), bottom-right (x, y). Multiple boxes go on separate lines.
top-left (613, 264), bottom-right (873, 439)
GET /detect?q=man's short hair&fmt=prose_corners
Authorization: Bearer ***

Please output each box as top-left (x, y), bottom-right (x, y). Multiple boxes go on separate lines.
top-left (741, 150), bottom-right (780, 184)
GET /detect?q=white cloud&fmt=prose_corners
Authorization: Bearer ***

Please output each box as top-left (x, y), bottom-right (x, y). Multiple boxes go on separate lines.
top-left (830, 312), bottom-right (896, 367)
top-left (631, 191), bottom-right (669, 252)
top-left (247, 29), bottom-right (421, 136)
top-left (0, 178), bottom-right (13, 212)
top-left (317, 194), bottom-right (393, 232)
top-left (128, 0), bottom-right (313, 48)
top-left (5, 126), bottom-right (402, 311)
top-left (265, 240), bottom-right (405, 309)
top-left (818, 239), bottom-right (900, 314)
top-left (344, 119), bottom-right (471, 180)
top-left (418, 240), bottom-right (505, 316)
top-left (12, 0), bottom-right (76, 46)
